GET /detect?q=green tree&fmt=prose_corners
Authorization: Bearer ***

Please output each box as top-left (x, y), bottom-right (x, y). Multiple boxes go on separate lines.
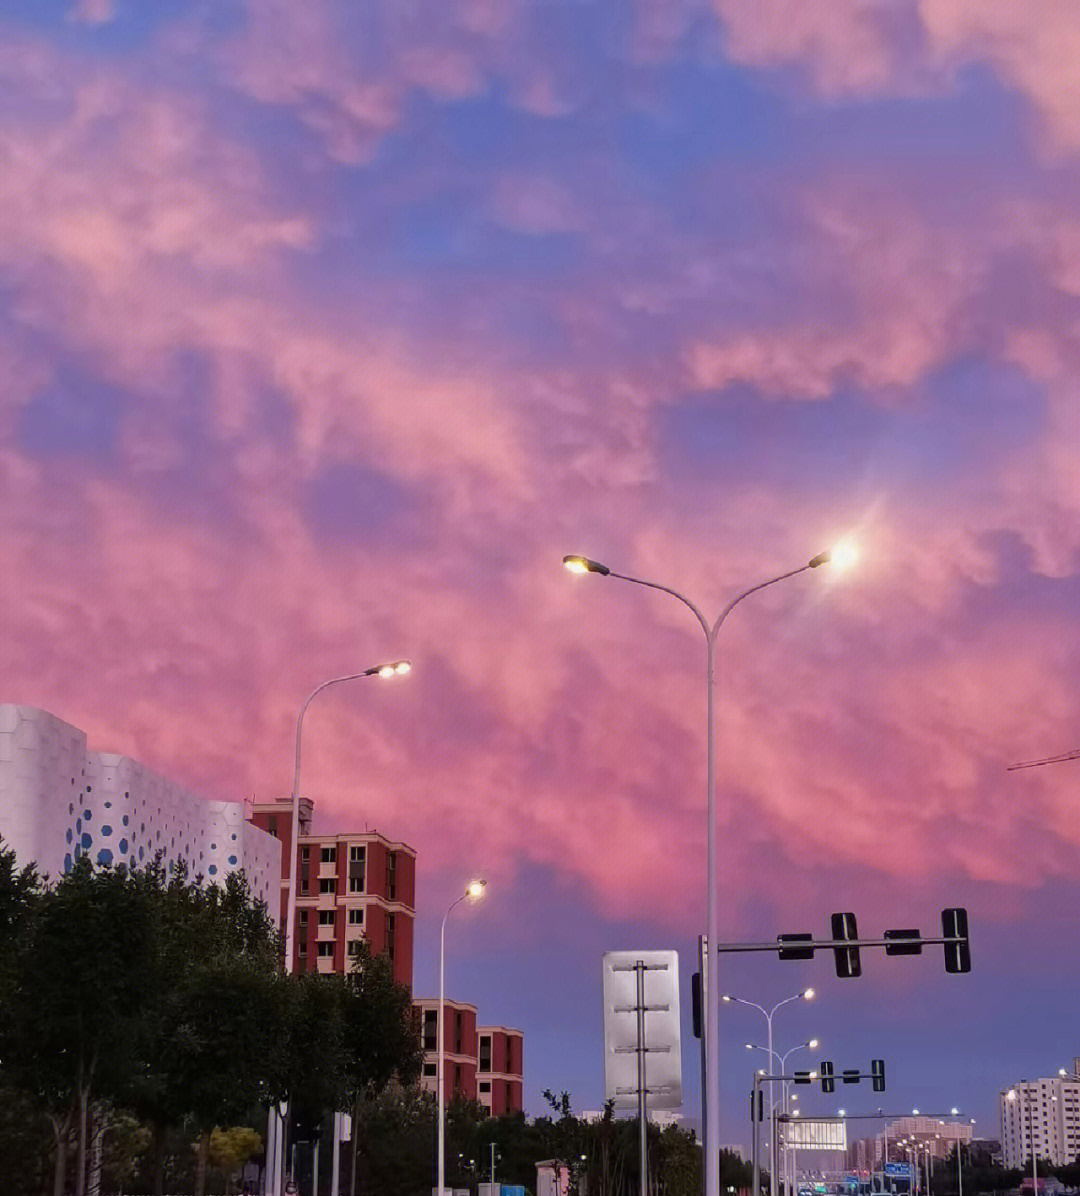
top-left (208, 1125), bottom-right (263, 1195)
top-left (8, 856), bottom-right (154, 1196)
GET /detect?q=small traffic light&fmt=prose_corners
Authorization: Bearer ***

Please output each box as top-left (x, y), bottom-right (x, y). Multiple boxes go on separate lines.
top-left (831, 912), bottom-right (862, 978)
top-left (942, 908), bottom-right (971, 973)
top-left (750, 1090), bottom-right (764, 1121)
top-left (842, 1069), bottom-right (860, 1085)
top-left (793, 1070), bottom-right (813, 1085)
top-left (820, 1060), bottom-right (835, 1094)
top-left (871, 1058), bottom-right (886, 1092)
top-left (884, 929), bottom-right (923, 956)
top-left (778, 933), bottom-right (815, 960)
top-left (692, 972), bottom-right (702, 1039)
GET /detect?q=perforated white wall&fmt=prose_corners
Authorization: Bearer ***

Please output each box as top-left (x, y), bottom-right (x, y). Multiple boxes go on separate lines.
top-left (0, 705), bottom-right (281, 920)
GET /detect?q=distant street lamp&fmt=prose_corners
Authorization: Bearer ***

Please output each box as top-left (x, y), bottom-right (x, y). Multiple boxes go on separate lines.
top-left (438, 880), bottom-right (487, 1196)
top-left (564, 546), bottom-right (853, 1196)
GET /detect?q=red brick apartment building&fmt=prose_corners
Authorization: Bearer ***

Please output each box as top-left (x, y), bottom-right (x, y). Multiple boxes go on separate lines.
top-left (415, 999), bottom-right (523, 1116)
top-left (247, 796), bottom-right (416, 988)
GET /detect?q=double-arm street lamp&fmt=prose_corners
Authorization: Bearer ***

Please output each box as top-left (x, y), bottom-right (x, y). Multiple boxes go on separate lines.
top-left (728, 989), bottom-right (816, 1195)
top-left (438, 879), bottom-right (488, 1196)
top-left (745, 1036), bottom-right (819, 1196)
top-left (564, 545), bottom-right (854, 1196)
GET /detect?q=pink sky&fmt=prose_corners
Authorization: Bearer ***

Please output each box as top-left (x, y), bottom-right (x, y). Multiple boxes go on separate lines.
top-left (2, 0), bottom-right (1079, 1130)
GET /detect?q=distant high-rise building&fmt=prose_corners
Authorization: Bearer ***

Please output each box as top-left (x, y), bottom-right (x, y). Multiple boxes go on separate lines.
top-left (1001, 1065), bottom-right (1080, 1168)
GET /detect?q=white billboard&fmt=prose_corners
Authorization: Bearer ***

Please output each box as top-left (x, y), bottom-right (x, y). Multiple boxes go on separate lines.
top-left (780, 1119), bottom-right (848, 1152)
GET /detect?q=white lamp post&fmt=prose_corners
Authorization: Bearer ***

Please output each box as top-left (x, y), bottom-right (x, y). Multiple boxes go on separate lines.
top-left (730, 991), bottom-right (815, 1196)
top-left (564, 545), bottom-right (853, 1196)
top-left (438, 879), bottom-right (487, 1196)
top-left (277, 659), bottom-right (410, 1196)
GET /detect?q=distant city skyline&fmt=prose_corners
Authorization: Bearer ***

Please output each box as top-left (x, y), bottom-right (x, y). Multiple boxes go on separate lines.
top-left (1, 0), bottom-right (1079, 1146)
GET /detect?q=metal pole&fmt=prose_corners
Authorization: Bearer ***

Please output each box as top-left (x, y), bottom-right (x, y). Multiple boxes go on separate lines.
top-left (637, 961), bottom-right (648, 1196)
top-left (699, 933), bottom-right (709, 1176)
top-left (331, 1113), bottom-right (341, 1196)
top-left (706, 628), bottom-right (719, 1196)
top-left (438, 909), bottom-right (448, 1196)
top-left (313, 1137), bottom-right (320, 1196)
top-left (491, 1142), bottom-right (496, 1185)
top-left (767, 1013), bottom-right (775, 1196)
top-left (956, 1129), bottom-right (962, 1196)
top-left (752, 1076), bottom-right (762, 1196)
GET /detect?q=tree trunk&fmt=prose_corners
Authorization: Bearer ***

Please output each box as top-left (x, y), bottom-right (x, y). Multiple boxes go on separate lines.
top-left (151, 1122), bottom-right (168, 1196)
top-left (75, 1085), bottom-right (89, 1196)
top-left (194, 1128), bottom-right (211, 1196)
top-left (51, 1110), bottom-right (72, 1196)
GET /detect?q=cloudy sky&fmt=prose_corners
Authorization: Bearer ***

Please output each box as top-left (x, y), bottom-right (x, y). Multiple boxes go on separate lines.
top-left (2, 0), bottom-right (1080, 1140)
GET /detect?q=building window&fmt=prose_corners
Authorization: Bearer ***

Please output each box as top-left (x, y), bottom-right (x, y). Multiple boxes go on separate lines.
top-left (317, 942), bottom-right (334, 958)
top-left (348, 908), bottom-right (364, 925)
top-left (347, 940), bottom-right (362, 957)
top-left (387, 850), bottom-right (397, 900)
top-left (298, 910), bottom-right (309, 929)
top-left (321, 845), bottom-right (336, 863)
top-left (479, 1036), bottom-right (492, 1073)
top-left (267, 815), bottom-right (278, 837)
top-left (423, 1010), bottom-right (437, 1053)
top-left (423, 1062), bottom-right (436, 1077)
top-left (454, 1010), bottom-right (463, 1055)
top-left (300, 846), bottom-right (310, 861)
top-left (318, 909), bottom-right (335, 926)
top-left (387, 913), bottom-right (396, 961)
top-left (454, 1064), bottom-right (462, 1094)
top-left (319, 877), bottom-right (335, 894)
top-left (349, 845), bottom-right (365, 893)
top-left (479, 1082), bottom-right (491, 1094)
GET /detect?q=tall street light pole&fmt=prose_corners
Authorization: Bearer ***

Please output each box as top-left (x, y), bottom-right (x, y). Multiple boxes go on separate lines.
top-left (439, 880), bottom-right (488, 1196)
top-left (564, 544), bottom-right (854, 1196)
top-left (278, 658), bottom-right (410, 1196)
top-left (728, 989), bottom-right (815, 1196)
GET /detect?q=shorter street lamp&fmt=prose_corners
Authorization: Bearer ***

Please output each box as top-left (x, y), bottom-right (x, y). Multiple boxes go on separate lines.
top-left (438, 880), bottom-right (487, 1196)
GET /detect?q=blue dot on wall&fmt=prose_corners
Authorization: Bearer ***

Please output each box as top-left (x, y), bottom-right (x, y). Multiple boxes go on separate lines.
top-left (138, 847), bottom-right (145, 861)
top-left (104, 801), bottom-right (112, 810)
top-left (66, 829), bottom-right (73, 844)
top-left (76, 819), bottom-right (82, 833)
top-left (119, 839), bottom-right (128, 854)
top-left (64, 852), bottom-right (73, 871)
top-left (228, 855), bottom-right (238, 866)
top-left (83, 810), bottom-right (92, 822)
top-left (123, 815), bottom-right (129, 826)
top-left (208, 865), bottom-right (218, 876)
top-left (97, 849), bottom-right (113, 866)
top-left (69, 803), bottom-right (74, 815)
top-left (81, 833), bottom-right (93, 850)
top-left (101, 825), bottom-right (112, 837)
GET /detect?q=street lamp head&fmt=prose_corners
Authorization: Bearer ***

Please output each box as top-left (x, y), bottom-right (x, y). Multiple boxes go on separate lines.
top-left (808, 1038), bottom-right (819, 1049)
top-left (951, 1108), bottom-right (960, 1116)
top-left (562, 554), bottom-right (610, 576)
top-left (839, 1109), bottom-right (846, 1117)
top-left (802, 988), bottom-right (815, 1000)
top-left (466, 879), bottom-right (487, 901)
top-left (810, 541), bottom-right (858, 571)
top-left (1060, 1069), bottom-right (1068, 1077)
top-left (913, 1109), bottom-right (920, 1116)
top-left (722, 994), bottom-right (733, 1003)
top-left (745, 1043), bottom-right (755, 1050)
top-left (374, 659), bottom-right (412, 678)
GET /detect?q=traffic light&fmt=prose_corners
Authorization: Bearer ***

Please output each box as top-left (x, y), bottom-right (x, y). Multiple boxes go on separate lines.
top-left (793, 1071), bottom-right (813, 1085)
top-left (871, 1058), bottom-right (886, 1092)
top-left (942, 907), bottom-right (971, 973)
top-left (831, 912), bottom-right (862, 978)
top-left (750, 1090), bottom-right (764, 1121)
top-left (884, 929), bottom-right (923, 956)
top-left (692, 971), bottom-right (702, 1039)
top-left (778, 932), bottom-right (815, 960)
top-left (820, 1060), bottom-right (835, 1094)
top-left (842, 1070), bottom-right (860, 1085)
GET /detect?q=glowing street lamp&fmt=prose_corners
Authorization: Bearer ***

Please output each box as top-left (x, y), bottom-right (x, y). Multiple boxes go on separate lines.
top-left (438, 880), bottom-right (488, 1196)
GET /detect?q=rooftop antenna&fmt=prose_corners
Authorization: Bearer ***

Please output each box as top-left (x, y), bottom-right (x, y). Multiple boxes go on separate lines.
top-left (1008, 747), bottom-right (1080, 771)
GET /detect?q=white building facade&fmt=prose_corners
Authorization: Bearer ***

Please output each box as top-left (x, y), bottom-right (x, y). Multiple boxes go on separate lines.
top-left (1000, 1064), bottom-right (1080, 1168)
top-left (0, 705), bottom-right (280, 916)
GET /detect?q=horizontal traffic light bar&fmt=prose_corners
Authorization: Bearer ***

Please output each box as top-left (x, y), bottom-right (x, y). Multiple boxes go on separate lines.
top-left (716, 907), bottom-right (971, 976)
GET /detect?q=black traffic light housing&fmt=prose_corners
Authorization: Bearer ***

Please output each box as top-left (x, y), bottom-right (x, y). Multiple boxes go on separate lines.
top-left (832, 912), bottom-right (861, 978)
top-left (778, 933), bottom-right (815, 960)
top-left (692, 971), bottom-right (702, 1039)
top-left (820, 1060), bottom-right (835, 1094)
top-left (871, 1058), bottom-right (886, 1092)
top-left (942, 908), bottom-right (971, 973)
top-left (884, 929), bottom-right (923, 956)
